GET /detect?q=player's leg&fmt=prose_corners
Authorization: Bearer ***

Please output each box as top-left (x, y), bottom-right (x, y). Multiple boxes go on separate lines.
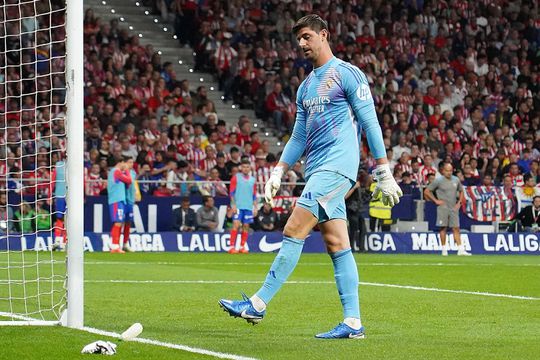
top-left (123, 203), bottom-right (133, 252)
top-left (439, 226), bottom-right (448, 256)
top-left (219, 205), bottom-right (317, 323)
top-left (239, 210), bottom-right (254, 253)
top-left (315, 201), bottom-right (365, 339)
top-left (109, 202), bottom-right (125, 253)
top-left (53, 197), bottom-right (67, 250)
top-left (438, 206), bottom-right (449, 256)
top-left (229, 213), bottom-right (242, 254)
top-left (452, 213), bottom-right (471, 255)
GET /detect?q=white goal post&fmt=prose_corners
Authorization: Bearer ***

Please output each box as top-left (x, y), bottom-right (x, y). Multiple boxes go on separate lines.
top-left (0, 0), bottom-right (84, 328)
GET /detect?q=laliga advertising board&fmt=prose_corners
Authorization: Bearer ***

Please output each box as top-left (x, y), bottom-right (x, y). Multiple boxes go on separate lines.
top-left (1, 232), bottom-right (539, 255)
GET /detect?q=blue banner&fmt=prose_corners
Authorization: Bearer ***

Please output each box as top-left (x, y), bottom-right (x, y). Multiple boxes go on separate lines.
top-left (86, 195), bottom-right (418, 232)
top-left (1, 232), bottom-right (538, 255)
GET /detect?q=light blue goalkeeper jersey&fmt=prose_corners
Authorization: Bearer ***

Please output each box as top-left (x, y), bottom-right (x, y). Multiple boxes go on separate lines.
top-left (280, 56), bottom-right (386, 181)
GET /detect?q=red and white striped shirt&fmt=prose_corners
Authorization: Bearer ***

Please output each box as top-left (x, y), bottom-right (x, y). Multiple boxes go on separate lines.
top-left (85, 172), bottom-right (105, 196)
top-left (512, 140), bottom-right (525, 156)
top-left (186, 148), bottom-right (206, 169)
top-left (201, 158), bottom-right (217, 172)
top-left (256, 165), bottom-right (272, 196)
top-left (419, 165), bottom-right (438, 184)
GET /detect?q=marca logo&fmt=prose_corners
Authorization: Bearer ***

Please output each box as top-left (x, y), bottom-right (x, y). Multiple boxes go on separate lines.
top-left (101, 234), bottom-right (164, 252)
top-left (259, 235), bottom-right (282, 252)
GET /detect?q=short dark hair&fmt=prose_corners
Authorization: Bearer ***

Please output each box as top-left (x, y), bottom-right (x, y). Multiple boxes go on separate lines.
top-left (241, 157), bottom-right (251, 165)
top-left (203, 195), bottom-right (212, 205)
top-left (292, 14), bottom-right (329, 36)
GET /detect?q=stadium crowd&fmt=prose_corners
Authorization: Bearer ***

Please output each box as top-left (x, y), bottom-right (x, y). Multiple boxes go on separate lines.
top-left (0, 0), bottom-right (539, 234)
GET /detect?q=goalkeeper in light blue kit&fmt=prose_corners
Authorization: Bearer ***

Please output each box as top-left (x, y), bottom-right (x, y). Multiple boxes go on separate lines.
top-left (219, 15), bottom-right (402, 339)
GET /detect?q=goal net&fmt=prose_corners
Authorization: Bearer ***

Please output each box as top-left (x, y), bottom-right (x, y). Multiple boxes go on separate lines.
top-left (0, 0), bottom-right (83, 326)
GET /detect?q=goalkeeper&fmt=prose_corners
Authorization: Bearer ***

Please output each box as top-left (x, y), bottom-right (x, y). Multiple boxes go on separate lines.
top-left (219, 15), bottom-right (402, 339)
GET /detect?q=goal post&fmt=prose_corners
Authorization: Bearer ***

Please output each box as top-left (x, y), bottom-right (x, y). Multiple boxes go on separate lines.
top-left (65, 0), bottom-right (84, 329)
top-left (0, 0), bottom-right (84, 327)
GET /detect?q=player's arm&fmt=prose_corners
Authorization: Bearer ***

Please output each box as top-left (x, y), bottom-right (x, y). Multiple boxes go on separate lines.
top-left (424, 180), bottom-right (444, 206)
top-left (252, 182), bottom-right (258, 216)
top-left (454, 182), bottom-right (464, 210)
top-left (229, 175), bottom-right (237, 210)
top-left (342, 65), bottom-right (401, 206)
top-left (114, 169), bottom-right (132, 185)
top-left (264, 84), bottom-right (307, 205)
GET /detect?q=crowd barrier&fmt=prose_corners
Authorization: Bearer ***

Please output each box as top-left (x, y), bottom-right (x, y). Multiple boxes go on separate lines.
top-left (2, 232), bottom-right (538, 255)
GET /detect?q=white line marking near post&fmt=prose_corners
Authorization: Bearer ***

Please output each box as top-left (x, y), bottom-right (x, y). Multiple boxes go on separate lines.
top-left (81, 279), bottom-right (540, 301)
top-left (81, 261), bottom-right (540, 267)
top-left (82, 326), bottom-right (259, 360)
top-left (0, 311), bottom-right (257, 359)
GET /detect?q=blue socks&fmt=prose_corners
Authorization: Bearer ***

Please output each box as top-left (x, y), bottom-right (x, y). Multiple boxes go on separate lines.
top-left (255, 236), bottom-right (304, 304)
top-left (330, 249), bottom-right (360, 319)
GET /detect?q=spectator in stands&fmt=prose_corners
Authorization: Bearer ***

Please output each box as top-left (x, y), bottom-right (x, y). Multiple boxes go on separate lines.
top-left (35, 200), bottom-right (51, 232)
top-left (226, 147), bottom-right (241, 174)
top-left (136, 163), bottom-right (154, 196)
top-left (0, 192), bottom-right (15, 234)
top-left (214, 152), bottom-right (230, 181)
top-left (196, 196), bottom-right (219, 232)
top-left (171, 196), bottom-right (197, 232)
top-left (208, 168), bottom-right (228, 197)
top-left (165, 160), bottom-right (181, 195)
top-left (516, 196), bottom-right (540, 232)
top-left (14, 202), bottom-right (34, 233)
top-left (265, 82), bottom-right (295, 132)
top-left (399, 172), bottom-right (418, 196)
top-left (255, 202), bottom-right (279, 232)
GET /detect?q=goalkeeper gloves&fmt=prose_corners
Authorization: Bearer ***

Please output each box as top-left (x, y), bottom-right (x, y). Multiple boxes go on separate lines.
top-left (264, 166), bottom-right (284, 207)
top-left (372, 164), bottom-right (403, 207)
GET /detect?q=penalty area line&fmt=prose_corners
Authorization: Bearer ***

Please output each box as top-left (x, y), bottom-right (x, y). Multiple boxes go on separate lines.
top-left (81, 326), bottom-right (260, 360)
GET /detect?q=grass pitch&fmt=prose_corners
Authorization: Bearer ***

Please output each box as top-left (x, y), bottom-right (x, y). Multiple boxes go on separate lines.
top-left (1, 252), bottom-right (539, 359)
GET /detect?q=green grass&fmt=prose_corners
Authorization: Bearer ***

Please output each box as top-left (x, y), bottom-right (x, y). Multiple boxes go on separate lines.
top-left (1, 252), bottom-right (540, 359)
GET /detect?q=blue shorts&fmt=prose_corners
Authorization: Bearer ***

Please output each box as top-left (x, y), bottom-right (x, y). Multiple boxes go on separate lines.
top-left (296, 171), bottom-right (354, 223)
top-left (55, 197), bottom-right (66, 219)
top-left (233, 209), bottom-right (254, 224)
top-left (124, 203), bottom-right (134, 222)
top-left (109, 201), bottom-right (126, 223)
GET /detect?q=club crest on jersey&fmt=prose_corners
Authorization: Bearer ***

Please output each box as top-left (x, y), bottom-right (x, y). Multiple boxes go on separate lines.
top-left (326, 79), bottom-right (333, 89)
top-left (356, 83), bottom-right (371, 101)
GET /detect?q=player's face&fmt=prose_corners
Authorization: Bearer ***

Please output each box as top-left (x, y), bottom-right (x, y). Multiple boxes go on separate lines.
top-left (126, 159), bottom-right (134, 169)
top-left (241, 163), bottom-right (250, 175)
top-left (442, 164), bottom-right (453, 179)
top-left (296, 27), bottom-right (327, 62)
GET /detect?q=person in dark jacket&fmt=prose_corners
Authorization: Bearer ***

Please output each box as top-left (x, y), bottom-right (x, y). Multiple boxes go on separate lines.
top-left (171, 196), bottom-right (197, 232)
top-left (516, 196), bottom-right (540, 232)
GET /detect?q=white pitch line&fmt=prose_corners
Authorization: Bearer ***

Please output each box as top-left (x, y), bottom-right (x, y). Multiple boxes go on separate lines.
top-left (360, 282), bottom-right (540, 301)
top-left (0, 311), bottom-right (258, 360)
top-left (82, 279), bottom-right (540, 301)
top-left (82, 326), bottom-right (259, 360)
top-left (83, 261), bottom-right (540, 267)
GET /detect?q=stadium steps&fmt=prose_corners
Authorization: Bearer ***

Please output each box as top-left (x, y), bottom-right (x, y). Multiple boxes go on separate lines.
top-left (85, 0), bottom-right (285, 154)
